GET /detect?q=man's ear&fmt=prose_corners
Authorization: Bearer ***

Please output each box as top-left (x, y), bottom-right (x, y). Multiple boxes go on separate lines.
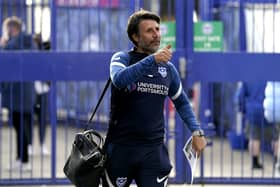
top-left (132, 33), bottom-right (139, 43)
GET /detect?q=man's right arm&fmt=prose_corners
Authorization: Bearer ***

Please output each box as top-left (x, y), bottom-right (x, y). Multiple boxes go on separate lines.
top-left (110, 46), bottom-right (172, 88)
top-left (110, 51), bottom-right (156, 88)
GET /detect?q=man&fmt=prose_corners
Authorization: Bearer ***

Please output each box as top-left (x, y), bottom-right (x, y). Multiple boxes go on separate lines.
top-left (0, 16), bottom-right (36, 171)
top-left (236, 82), bottom-right (279, 169)
top-left (102, 10), bottom-right (207, 187)
top-left (263, 82), bottom-right (280, 174)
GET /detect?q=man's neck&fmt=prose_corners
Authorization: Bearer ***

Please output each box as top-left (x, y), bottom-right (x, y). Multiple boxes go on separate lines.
top-left (134, 47), bottom-right (153, 55)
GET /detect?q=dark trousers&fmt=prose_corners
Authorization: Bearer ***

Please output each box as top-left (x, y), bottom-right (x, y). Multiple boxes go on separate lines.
top-left (12, 111), bottom-right (31, 163)
top-left (30, 93), bottom-right (48, 145)
top-left (102, 143), bottom-right (172, 187)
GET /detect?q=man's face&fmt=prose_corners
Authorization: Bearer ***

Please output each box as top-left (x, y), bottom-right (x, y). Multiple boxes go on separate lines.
top-left (7, 25), bottom-right (20, 37)
top-left (133, 19), bottom-right (161, 54)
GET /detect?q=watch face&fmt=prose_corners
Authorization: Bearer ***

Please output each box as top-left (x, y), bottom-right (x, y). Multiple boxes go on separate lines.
top-left (194, 130), bottom-right (204, 136)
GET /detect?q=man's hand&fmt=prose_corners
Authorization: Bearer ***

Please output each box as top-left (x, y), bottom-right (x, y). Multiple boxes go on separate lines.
top-left (154, 44), bottom-right (172, 63)
top-left (192, 136), bottom-right (207, 158)
top-left (0, 37), bottom-right (7, 46)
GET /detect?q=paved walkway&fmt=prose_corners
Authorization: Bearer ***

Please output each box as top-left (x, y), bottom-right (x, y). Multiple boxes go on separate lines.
top-left (1, 125), bottom-right (280, 186)
top-left (13, 185), bottom-right (280, 187)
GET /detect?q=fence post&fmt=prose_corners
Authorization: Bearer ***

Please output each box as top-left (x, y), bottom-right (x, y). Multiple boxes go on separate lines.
top-left (50, 0), bottom-right (57, 51)
top-left (174, 0), bottom-right (188, 183)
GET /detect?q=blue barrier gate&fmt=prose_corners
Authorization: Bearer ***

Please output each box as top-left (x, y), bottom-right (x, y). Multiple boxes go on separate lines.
top-left (190, 0), bottom-right (280, 185)
top-left (1, 0), bottom-right (280, 186)
top-left (0, 1), bottom-right (191, 185)
top-left (0, 51), bottom-right (189, 186)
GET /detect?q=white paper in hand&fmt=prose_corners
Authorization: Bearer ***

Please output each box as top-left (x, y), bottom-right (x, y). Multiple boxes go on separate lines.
top-left (183, 136), bottom-right (198, 185)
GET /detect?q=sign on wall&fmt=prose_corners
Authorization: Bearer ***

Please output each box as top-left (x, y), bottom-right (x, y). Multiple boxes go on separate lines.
top-left (160, 21), bottom-right (176, 50)
top-left (194, 21), bottom-right (223, 52)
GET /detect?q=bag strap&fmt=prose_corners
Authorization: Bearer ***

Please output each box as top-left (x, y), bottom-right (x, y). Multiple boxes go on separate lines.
top-left (84, 78), bottom-right (111, 131)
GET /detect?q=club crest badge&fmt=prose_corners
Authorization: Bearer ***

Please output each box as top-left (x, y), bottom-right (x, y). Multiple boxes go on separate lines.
top-left (116, 177), bottom-right (127, 187)
top-left (158, 67), bottom-right (167, 78)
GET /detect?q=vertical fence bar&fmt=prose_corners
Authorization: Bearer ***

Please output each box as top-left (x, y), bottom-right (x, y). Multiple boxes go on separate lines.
top-left (9, 84), bottom-right (13, 179)
top-left (261, 3), bottom-right (265, 178)
top-left (97, 0), bottom-right (102, 51)
top-left (31, 0), bottom-right (35, 36)
top-left (15, 0), bottom-right (20, 23)
top-left (197, 0), bottom-right (215, 182)
top-left (30, 1), bottom-right (36, 179)
top-left (50, 0), bottom-right (57, 183)
top-left (126, 0), bottom-right (135, 49)
top-left (272, 0), bottom-right (276, 53)
top-left (167, 0), bottom-right (171, 20)
top-left (175, 0), bottom-right (184, 50)
top-left (30, 82), bottom-right (35, 179)
top-left (39, 88), bottom-right (45, 178)
top-left (252, 0), bottom-right (255, 52)
top-left (21, 0), bottom-right (27, 30)
top-left (117, 4), bottom-right (121, 50)
top-left (133, 0), bottom-right (143, 11)
top-left (66, 2), bottom-right (71, 51)
top-left (186, 0), bottom-right (194, 55)
top-left (272, 2), bottom-right (277, 177)
top-left (87, 3), bottom-right (90, 51)
top-left (230, 85), bottom-right (234, 177)
top-left (210, 132), bottom-right (214, 177)
top-left (239, 1), bottom-right (246, 51)
top-left (186, 0), bottom-right (195, 181)
top-left (209, 82), bottom-right (214, 178)
top-left (78, 0), bottom-right (81, 51)
top-left (63, 82), bottom-right (69, 160)
top-left (7, 0), bottom-right (12, 16)
top-left (0, 91), bottom-right (2, 179)
top-left (108, 0), bottom-right (112, 50)
top-left (38, 0), bottom-right (43, 178)
top-left (241, 109), bottom-right (245, 178)
top-left (139, 0), bottom-right (144, 9)
top-left (175, 0), bottom-right (188, 183)
top-left (219, 84), bottom-right (224, 178)
top-left (50, 81), bottom-right (57, 183)
top-left (50, 0), bottom-right (57, 50)
top-left (75, 83), bottom-right (81, 129)
top-left (249, 1), bottom-right (253, 178)
top-left (0, 1), bottom-right (2, 29)
top-left (19, 83), bottom-right (23, 178)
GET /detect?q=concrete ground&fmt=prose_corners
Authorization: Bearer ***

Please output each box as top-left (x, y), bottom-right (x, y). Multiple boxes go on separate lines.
top-left (12, 185), bottom-right (280, 187)
top-left (1, 125), bottom-right (280, 186)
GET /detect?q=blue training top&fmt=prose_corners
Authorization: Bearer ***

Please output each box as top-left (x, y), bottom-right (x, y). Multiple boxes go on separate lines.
top-left (106, 49), bottom-right (201, 145)
top-left (236, 82), bottom-right (271, 126)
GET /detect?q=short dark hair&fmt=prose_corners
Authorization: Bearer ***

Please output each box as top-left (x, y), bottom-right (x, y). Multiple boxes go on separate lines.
top-left (127, 9), bottom-right (160, 46)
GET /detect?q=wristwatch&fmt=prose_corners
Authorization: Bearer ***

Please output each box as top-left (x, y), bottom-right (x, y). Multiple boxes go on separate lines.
top-left (192, 129), bottom-right (205, 137)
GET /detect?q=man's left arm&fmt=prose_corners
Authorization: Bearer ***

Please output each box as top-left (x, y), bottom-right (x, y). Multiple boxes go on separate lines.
top-left (168, 63), bottom-right (207, 156)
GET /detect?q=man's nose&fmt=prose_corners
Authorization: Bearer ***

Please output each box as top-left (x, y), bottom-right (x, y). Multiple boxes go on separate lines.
top-left (152, 30), bottom-right (160, 38)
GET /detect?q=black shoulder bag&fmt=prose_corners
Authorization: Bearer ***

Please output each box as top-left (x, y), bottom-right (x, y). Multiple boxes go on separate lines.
top-left (63, 78), bottom-right (111, 187)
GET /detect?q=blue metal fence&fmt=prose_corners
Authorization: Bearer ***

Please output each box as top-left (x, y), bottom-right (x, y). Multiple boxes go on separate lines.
top-left (193, 0), bottom-right (280, 185)
top-left (0, 0), bottom-right (190, 185)
top-left (1, 0), bottom-right (280, 186)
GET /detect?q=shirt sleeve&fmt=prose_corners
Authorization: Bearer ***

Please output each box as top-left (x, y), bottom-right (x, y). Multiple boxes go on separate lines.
top-left (168, 63), bottom-right (201, 132)
top-left (110, 51), bottom-right (157, 88)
